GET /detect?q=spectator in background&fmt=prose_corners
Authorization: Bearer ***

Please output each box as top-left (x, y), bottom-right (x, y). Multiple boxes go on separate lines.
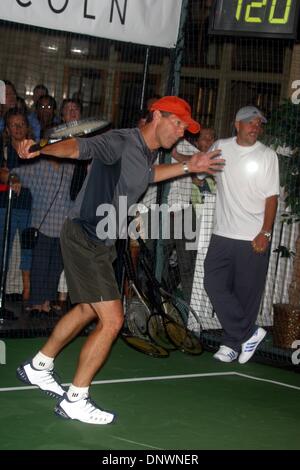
top-left (12, 155), bottom-right (75, 317)
top-left (167, 127), bottom-right (216, 301)
top-left (32, 84), bottom-right (48, 109)
top-left (27, 84), bottom-right (49, 139)
top-left (0, 80), bottom-right (40, 141)
top-left (194, 127), bottom-right (217, 195)
top-left (0, 108), bottom-right (33, 303)
top-left (15, 97), bottom-right (38, 141)
top-left (197, 127), bottom-right (216, 153)
top-left (36, 94), bottom-right (57, 138)
top-left (204, 106), bottom-right (279, 364)
top-left (60, 98), bottom-right (82, 123)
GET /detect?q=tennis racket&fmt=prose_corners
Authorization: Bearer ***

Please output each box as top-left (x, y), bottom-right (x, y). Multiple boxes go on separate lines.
top-left (122, 334), bottom-right (169, 358)
top-left (29, 117), bottom-right (110, 152)
top-left (137, 240), bottom-right (203, 355)
top-left (138, 256), bottom-right (189, 351)
top-left (161, 290), bottom-right (203, 355)
top-left (121, 248), bottom-right (170, 357)
top-left (123, 249), bottom-right (152, 340)
top-left (138, 261), bottom-right (182, 351)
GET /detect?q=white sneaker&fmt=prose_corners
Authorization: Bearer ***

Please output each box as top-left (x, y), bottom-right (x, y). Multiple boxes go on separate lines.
top-left (16, 361), bottom-right (65, 398)
top-left (213, 345), bottom-right (238, 363)
top-left (238, 327), bottom-right (266, 364)
top-left (55, 394), bottom-right (115, 425)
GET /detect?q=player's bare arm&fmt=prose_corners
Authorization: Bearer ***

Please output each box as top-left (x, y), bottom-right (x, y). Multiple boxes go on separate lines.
top-left (17, 138), bottom-right (80, 160)
top-left (153, 149), bottom-right (224, 182)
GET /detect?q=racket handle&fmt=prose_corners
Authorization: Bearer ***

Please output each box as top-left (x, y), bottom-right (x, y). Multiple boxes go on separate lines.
top-left (29, 139), bottom-right (48, 153)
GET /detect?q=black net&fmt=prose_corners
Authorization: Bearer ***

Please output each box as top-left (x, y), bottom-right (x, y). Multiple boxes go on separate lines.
top-left (0, 0), bottom-right (299, 369)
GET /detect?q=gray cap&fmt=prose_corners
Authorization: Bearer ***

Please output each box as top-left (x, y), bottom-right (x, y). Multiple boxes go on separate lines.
top-left (235, 106), bottom-right (267, 123)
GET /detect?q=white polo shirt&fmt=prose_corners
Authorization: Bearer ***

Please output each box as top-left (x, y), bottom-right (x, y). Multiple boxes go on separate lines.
top-left (211, 137), bottom-right (279, 241)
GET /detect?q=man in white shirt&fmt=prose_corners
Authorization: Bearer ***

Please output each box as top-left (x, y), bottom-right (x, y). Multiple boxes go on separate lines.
top-left (204, 106), bottom-right (279, 364)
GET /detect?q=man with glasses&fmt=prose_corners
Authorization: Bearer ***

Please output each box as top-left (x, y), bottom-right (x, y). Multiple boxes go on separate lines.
top-left (36, 94), bottom-right (57, 138)
top-left (204, 106), bottom-right (279, 364)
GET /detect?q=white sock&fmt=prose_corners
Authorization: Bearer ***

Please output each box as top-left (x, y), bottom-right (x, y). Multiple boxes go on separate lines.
top-left (67, 384), bottom-right (89, 402)
top-left (32, 351), bottom-right (54, 370)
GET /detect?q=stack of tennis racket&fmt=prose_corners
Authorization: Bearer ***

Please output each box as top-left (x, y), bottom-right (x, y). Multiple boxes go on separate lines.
top-left (122, 240), bottom-right (203, 358)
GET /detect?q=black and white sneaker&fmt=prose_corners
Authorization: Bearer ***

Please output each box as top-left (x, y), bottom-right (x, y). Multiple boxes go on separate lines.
top-left (16, 361), bottom-right (65, 398)
top-left (55, 394), bottom-right (115, 425)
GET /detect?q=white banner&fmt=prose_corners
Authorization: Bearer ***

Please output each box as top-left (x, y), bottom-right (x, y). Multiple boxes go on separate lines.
top-left (0, 80), bottom-right (5, 104)
top-left (0, 0), bottom-right (183, 48)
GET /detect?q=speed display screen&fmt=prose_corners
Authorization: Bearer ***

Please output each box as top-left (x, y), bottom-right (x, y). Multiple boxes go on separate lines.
top-left (209, 0), bottom-right (299, 38)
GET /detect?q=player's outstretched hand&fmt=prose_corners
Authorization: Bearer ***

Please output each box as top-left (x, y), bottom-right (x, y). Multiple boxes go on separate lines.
top-left (189, 149), bottom-right (225, 175)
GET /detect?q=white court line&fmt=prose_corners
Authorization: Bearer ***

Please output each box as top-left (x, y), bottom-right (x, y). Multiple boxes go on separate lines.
top-left (0, 372), bottom-right (234, 392)
top-left (91, 371), bottom-right (234, 385)
top-left (1, 371), bottom-right (300, 392)
top-left (112, 436), bottom-right (162, 450)
top-left (234, 372), bottom-right (300, 391)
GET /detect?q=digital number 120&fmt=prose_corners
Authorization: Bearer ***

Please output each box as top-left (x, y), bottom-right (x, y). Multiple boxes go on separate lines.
top-left (235, 0), bottom-right (292, 24)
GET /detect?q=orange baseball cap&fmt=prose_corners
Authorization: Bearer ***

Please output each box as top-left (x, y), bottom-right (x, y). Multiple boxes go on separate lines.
top-left (150, 96), bottom-right (200, 134)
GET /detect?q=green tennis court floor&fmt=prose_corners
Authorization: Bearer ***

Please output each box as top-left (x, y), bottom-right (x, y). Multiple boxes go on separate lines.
top-left (0, 337), bottom-right (299, 450)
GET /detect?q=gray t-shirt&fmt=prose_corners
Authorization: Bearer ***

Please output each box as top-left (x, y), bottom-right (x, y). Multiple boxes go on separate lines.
top-left (69, 128), bottom-right (157, 245)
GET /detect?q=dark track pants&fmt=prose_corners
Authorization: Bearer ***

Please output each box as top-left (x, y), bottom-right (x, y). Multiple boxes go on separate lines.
top-left (204, 234), bottom-right (269, 351)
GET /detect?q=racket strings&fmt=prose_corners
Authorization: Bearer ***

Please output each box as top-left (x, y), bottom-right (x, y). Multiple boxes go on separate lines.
top-left (47, 118), bottom-right (110, 140)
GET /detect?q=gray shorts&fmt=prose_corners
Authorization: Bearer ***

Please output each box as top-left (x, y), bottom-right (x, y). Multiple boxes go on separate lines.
top-left (60, 219), bottom-right (120, 304)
